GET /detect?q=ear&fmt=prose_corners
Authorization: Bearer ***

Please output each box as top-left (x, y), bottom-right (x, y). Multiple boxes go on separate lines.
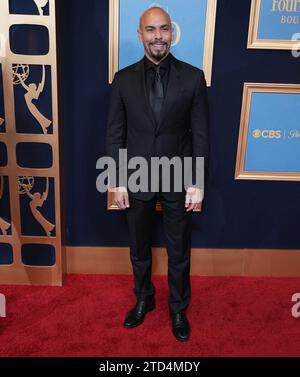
top-left (137, 28), bottom-right (142, 42)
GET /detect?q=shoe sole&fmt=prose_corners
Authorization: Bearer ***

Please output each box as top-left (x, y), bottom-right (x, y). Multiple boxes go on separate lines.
top-left (174, 335), bottom-right (190, 342)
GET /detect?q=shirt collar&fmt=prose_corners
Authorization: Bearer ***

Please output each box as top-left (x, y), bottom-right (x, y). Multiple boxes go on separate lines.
top-left (144, 53), bottom-right (171, 72)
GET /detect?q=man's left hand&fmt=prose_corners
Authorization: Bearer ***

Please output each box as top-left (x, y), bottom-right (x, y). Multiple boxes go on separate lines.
top-left (185, 187), bottom-right (204, 212)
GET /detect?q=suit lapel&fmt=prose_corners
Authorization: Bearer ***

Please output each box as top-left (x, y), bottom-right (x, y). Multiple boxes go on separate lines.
top-left (134, 59), bottom-right (156, 128)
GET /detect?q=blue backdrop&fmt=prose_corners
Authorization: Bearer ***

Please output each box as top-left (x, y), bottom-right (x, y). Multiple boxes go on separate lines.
top-left (119, 0), bottom-right (206, 70)
top-left (258, 0), bottom-right (300, 40)
top-left (245, 92), bottom-right (300, 172)
top-left (59, 0), bottom-right (300, 249)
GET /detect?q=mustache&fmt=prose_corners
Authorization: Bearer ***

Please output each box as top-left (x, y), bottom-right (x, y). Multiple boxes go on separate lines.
top-left (150, 42), bottom-right (167, 45)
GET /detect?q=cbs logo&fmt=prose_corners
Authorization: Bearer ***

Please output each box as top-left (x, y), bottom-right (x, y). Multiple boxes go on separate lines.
top-left (252, 129), bottom-right (282, 139)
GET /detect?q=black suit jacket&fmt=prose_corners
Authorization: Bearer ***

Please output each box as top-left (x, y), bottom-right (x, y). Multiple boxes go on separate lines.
top-left (106, 53), bottom-right (209, 201)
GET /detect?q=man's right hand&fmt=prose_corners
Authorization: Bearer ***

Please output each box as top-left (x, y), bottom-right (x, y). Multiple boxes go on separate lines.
top-left (112, 186), bottom-right (130, 209)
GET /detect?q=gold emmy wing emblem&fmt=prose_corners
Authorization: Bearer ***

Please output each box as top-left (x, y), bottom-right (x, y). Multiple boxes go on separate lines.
top-left (19, 176), bottom-right (55, 237)
top-left (13, 64), bottom-right (52, 134)
top-left (0, 176), bottom-right (11, 235)
top-left (33, 0), bottom-right (49, 16)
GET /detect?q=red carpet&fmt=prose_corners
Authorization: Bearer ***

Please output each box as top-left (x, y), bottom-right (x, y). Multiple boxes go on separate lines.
top-left (0, 274), bottom-right (300, 357)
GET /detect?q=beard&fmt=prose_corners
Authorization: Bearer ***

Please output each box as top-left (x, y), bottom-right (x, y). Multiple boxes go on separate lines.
top-left (147, 43), bottom-right (170, 62)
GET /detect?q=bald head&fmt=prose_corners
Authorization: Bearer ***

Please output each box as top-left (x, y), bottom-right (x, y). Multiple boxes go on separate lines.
top-left (139, 6), bottom-right (171, 30)
top-left (138, 6), bottom-right (173, 64)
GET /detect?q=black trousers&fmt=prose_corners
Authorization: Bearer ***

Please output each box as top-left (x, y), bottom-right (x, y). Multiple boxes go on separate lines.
top-left (125, 191), bottom-right (192, 314)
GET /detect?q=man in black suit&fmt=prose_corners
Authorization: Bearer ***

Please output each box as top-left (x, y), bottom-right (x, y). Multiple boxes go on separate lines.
top-left (106, 6), bottom-right (209, 341)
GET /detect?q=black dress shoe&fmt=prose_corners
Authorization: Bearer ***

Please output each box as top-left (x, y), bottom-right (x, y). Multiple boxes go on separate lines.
top-left (123, 299), bottom-right (156, 328)
top-left (170, 311), bottom-right (190, 341)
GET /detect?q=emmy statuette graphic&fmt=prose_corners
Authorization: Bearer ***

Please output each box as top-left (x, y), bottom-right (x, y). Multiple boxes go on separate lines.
top-left (33, 0), bottom-right (49, 16)
top-left (14, 65), bottom-right (52, 134)
top-left (19, 176), bottom-right (55, 237)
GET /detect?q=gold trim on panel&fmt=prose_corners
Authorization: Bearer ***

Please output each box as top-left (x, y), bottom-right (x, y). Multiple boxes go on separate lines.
top-left (0, 0), bottom-right (63, 285)
top-left (108, 0), bottom-right (217, 85)
top-left (248, 0), bottom-right (261, 49)
top-left (235, 83), bottom-right (300, 181)
top-left (248, 0), bottom-right (300, 50)
top-left (108, 0), bottom-right (119, 84)
top-left (203, 0), bottom-right (217, 86)
top-left (66, 246), bottom-right (300, 277)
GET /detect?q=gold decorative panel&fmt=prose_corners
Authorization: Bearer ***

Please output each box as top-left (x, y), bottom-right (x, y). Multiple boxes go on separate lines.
top-left (0, 0), bottom-right (63, 285)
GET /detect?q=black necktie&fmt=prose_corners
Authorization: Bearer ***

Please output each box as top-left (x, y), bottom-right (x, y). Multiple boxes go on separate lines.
top-left (149, 65), bottom-right (164, 124)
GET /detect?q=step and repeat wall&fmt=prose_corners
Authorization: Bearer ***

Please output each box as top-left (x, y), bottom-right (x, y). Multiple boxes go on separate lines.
top-left (0, 0), bottom-right (300, 284)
